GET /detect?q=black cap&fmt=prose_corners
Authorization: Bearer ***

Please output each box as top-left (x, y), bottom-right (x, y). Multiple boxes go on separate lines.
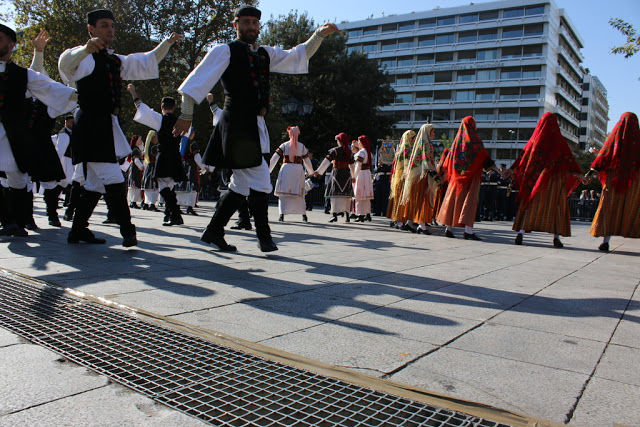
top-left (500, 163), bottom-right (507, 167)
top-left (161, 97), bottom-right (176, 108)
top-left (87, 9), bottom-right (115, 26)
top-left (234, 5), bottom-right (261, 20)
top-left (0, 23), bottom-right (17, 43)
top-left (65, 115), bottom-right (74, 121)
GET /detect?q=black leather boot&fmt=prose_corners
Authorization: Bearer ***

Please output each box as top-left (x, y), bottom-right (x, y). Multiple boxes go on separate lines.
top-left (0, 187), bottom-right (29, 237)
top-left (63, 181), bottom-right (82, 221)
top-left (44, 186), bottom-right (63, 227)
top-left (201, 190), bottom-right (246, 251)
top-left (68, 190), bottom-right (106, 244)
top-left (104, 183), bottom-right (137, 247)
top-left (22, 190), bottom-right (38, 230)
top-left (248, 190), bottom-right (277, 252)
top-left (160, 187), bottom-right (184, 226)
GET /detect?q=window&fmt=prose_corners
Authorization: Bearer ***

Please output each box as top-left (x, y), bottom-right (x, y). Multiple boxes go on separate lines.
top-left (398, 38), bottom-right (414, 49)
top-left (477, 69), bottom-right (497, 81)
top-left (582, 83), bottom-right (591, 90)
top-left (500, 129), bottom-right (515, 140)
top-left (503, 8), bottom-right (524, 18)
top-left (458, 50), bottom-right (476, 62)
top-left (381, 40), bottom-right (396, 51)
top-left (415, 92), bottom-right (434, 103)
top-left (503, 26), bottom-right (524, 38)
top-left (397, 57), bottom-right (414, 67)
top-left (435, 71), bottom-right (453, 83)
top-left (417, 54), bottom-right (434, 65)
top-left (363, 26), bottom-right (378, 36)
top-left (348, 29), bottom-right (363, 38)
top-left (396, 111), bottom-right (411, 121)
top-left (381, 23), bottom-right (397, 33)
top-left (417, 73), bottom-right (434, 84)
top-left (437, 16), bottom-right (455, 26)
top-left (456, 70), bottom-right (475, 82)
top-left (477, 128), bottom-right (494, 140)
top-left (523, 45), bottom-right (542, 57)
top-left (456, 90), bottom-right (475, 102)
top-left (501, 67), bottom-right (522, 79)
top-left (435, 52), bottom-right (454, 63)
top-left (362, 43), bottom-right (377, 53)
top-left (475, 109), bottom-right (495, 120)
top-left (479, 10), bottom-right (499, 21)
top-left (414, 111), bottom-right (431, 121)
top-left (459, 13), bottom-right (479, 23)
top-left (432, 110), bottom-right (450, 121)
top-left (418, 36), bottom-right (435, 47)
top-left (478, 29), bottom-right (498, 41)
top-left (419, 18), bottom-right (436, 28)
top-left (436, 33), bottom-right (455, 45)
top-left (398, 21), bottom-right (415, 31)
top-left (519, 128), bottom-right (534, 140)
top-left (582, 98), bottom-right (590, 106)
top-left (458, 31), bottom-right (477, 43)
top-left (524, 24), bottom-right (544, 36)
top-left (496, 149), bottom-right (515, 159)
top-left (499, 108), bottom-right (519, 120)
top-left (380, 59), bottom-right (396, 68)
top-left (434, 90), bottom-right (452, 101)
top-left (500, 87), bottom-right (520, 100)
top-left (520, 86), bottom-right (540, 99)
top-left (455, 108), bottom-right (474, 119)
top-left (477, 49), bottom-right (497, 61)
top-left (525, 5), bottom-right (545, 16)
top-left (519, 107), bottom-right (539, 119)
top-left (522, 65), bottom-right (541, 78)
top-left (395, 93), bottom-right (412, 103)
top-left (502, 46), bottom-right (522, 59)
top-left (476, 89), bottom-right (495, 100)
top-left (347, 46), bottom-right (362, 54)
top-left (396, 74), bottom-right (413, 85)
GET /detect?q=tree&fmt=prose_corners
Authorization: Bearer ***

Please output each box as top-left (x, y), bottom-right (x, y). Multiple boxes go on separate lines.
top-left (610, 18), bottom-right (640, 58)
top-left (259, 11), bottom-right (396, 155)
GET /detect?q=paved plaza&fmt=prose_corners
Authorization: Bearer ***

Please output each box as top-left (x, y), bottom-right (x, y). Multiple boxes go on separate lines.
top-left (1, 197), bottom-right (639, 426)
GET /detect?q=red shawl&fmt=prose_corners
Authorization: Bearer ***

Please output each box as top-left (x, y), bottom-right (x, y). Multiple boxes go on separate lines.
top-left (591, 112), bottom-right (640, 192)
top-left (512, 112), bottom-right (580, 205)
top-left (443, 116), bottom-right (490, 192)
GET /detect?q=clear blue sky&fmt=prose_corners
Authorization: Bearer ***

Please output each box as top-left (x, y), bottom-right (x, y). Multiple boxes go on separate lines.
top-left (259, 0), bottom-right (640, 132)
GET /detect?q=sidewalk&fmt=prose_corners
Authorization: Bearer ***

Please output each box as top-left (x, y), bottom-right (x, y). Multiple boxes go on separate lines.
top-left (1, 198), bottom-right (639, 426)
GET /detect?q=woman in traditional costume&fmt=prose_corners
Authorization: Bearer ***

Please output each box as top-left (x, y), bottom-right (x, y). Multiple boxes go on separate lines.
top-left (511, 112), bottom-right (584, 247)
top-left (269, 126), bottom-right (315, 223)
top-left (141, 130), bottom-right (160, 212)
top-left (437, 116), bottom-right (500, 240)
top-left (587, 112), bottom-right (640, 252)
top-left (432, 147), bottom-right (450, 223)
top-left (316, 132), bottom-right (355, 223)
top-left (127, 135), bottom-right (144, 209)
top-left (353, 135), bottom-right (375, 222)
top-left (387, 129), bottom-right (416, 230)
top-left (401, 123), bottom-right (439, 234)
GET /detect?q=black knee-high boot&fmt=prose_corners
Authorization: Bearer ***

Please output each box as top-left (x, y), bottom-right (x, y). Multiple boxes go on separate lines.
top-left (201, 190), bottom-right (246, 251)
top-left (104, 183), bottom-right (137, 247)
top-left (248, 189), bottom-right (277, 252)
top-left (44, 186), bottom-right (63, 227)
top-left (68, 190), bottom-right (106, 244)
top-left (0, 187), bottom-right (29, 237)
top-left (159, 187), bottom-right (183, 226)
top-left (20, 190), bottom-right (38, 230)
top-left (64, 181), bottom-right (82, 221)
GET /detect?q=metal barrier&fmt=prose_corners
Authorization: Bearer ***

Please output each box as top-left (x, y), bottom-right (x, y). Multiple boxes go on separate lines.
top-left (569, 198), bottom-right (599, 221)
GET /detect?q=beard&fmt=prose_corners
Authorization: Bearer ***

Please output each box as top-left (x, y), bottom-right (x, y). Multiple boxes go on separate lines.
top-left (238, 29), bottom-right (258, 44)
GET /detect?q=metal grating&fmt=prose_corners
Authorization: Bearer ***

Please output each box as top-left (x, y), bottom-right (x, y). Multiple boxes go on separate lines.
top-left (0, 272), bottom-right (513, 427)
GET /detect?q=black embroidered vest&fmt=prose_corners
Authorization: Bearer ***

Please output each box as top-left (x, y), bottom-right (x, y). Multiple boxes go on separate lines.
top-left (0, 62), bottom-right (29, 172)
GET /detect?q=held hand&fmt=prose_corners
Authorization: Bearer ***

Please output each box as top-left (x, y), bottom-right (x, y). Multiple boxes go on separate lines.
top-left (318, 23), bottom-right (340, 36)
top-left (126, 83), bottom-right (137, 98)
top-left (581, 176), bottom-right (590, 185)
top-left (33, 30), bottom-right (50, 52)
top-left (85, 37), bottom-right (107, 54)
top-left (173, 118), bottom-right (192, 137)
top-left (206, 93), bottom-right (214, 103)
top-left (169, 33), bottom-right (185, 44)
top-left (312, 171), bottom-right (319, 178)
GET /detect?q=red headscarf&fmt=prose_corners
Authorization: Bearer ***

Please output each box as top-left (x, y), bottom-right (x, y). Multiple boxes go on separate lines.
top-left (511, 112), bottom-right (580, 205)
top-left (127, 135), bottom-right (141, 161)
top-left (443, 116), bottom-right (490, 192)
top-left (591, 112), bottom-right (640, 192)
top-left (357, 135), bottom-right (371, 167)
top-left (335, 132), bottom-right (350, 159)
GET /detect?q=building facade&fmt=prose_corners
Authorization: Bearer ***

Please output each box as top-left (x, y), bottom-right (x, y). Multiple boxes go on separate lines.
top-left (580, 73), bottom-right (609, 150)
top-left (340, 0), bottom-right (606, 164)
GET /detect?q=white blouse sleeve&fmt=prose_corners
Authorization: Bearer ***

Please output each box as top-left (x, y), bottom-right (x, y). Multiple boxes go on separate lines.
top-left (133, 102), bottom-right (163, 131)
top-left (178, 44), bottom-right (230, 104)
top-left (119, 51), bottom-right (159, 81)
top-left (26, 69), bottom-right (76, 115)
top-left (263, 45), bottom-right (309, 74)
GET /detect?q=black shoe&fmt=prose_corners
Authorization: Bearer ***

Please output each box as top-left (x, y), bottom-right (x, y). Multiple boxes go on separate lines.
top-left (329, 215), bottom-right (338, 223)
top-left (553, 237), bottom-right (564, 248)
top-left (122, 234), bottom-right (137, 247)
top-left (63, 212), bottom-right (74, 221)
top-left (102, 218), bottom-right (117, 224)
top-left (141, 203), bottom-right (148, 210)
top-left (0, 224), bottom-right (28, 237)
top-left (67, 228), bottom-right (106, 244)
top-left (163, 215), bottom-right (184, 226)
top-left (355, 215), bottom-right (365, 222)
top-left (445, 230), bottom-right (455, 238)
top-left (390, 221), bottom-right (396, 228)
top-left (417, 227), bottom-right (432, 235)
top-left (401, 223), bottom-right (416, 233)
top-left (365, 214), bottom-right (372, 222)
top-left (345, 214), bottom-right (350, 223)
top-left (599, 242), bottom-right (609, 252)
top-left (349, 213), bottom-right (357, 219)
top-left (302, 215), bottom-right (308, 222)
top-left (129, 202), bottom-right (140, 209)
top-left (515, 233), bottom-right (523, 245)
top-left (49, 217), bottom-right (62, 227)
top-left (324, 208), bottom-right (330, 214)
top-left (258, 237), bottom-right (278, 252)
top-left (201, 229), bottom-right (237, 252)
top-left (230, 222), bottom-right (252, 230)
top-left (148, 204), bottom-right (159, 212)
top-left (464, 232), bottom-right (482, 241)
top-left (25, 220), bottom-right (38, 230)
top-left (186, 206), bottom-right (198, 216)
top-left (278, 214), bottom-right (284, 222)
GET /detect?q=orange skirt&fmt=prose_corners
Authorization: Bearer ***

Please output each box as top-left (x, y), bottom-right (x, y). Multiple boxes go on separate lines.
top-left (405, 176), bottom-right (436, 224)
top-left (433, 182), bottom-right (447, 219)
top-left (590, 174), bottom-right (640, 238)
top-left (512, 173), bottom-right (571, 236)
top-left (436, 174), bottom-right (481, 228)
top-left (387, 180), bottom-right (409, 222)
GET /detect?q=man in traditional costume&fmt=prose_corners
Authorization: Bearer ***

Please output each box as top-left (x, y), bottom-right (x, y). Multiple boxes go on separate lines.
top-left (173, 5), bottom-right (338, 252)
top-left (316, 132), bottom-right (355, 223)
top-left (586, 112), bottom-right (640, 252)
top-left (401, 123), bottom-right (439, 234)
top-left (0, 24), bottom-right (77, 237)
top-left (387, 130), bottom-right (416, 230)
top-left (126, 135), bottom-right (144, 209)
top-left (180, 131), bottom-right (211, 215)
top-left (141, 130), bottom-right (160, 212)
top-left (437, 116), bottom-right (501, 240)
top-left (58, 9), bottom-right (183, 246)
top-left (269, 126), bottom-right (314, 222)
top-left (510, 113), bottom-right (585, 247)
top-left (352, 135), bottom-right (374, 222)
top-left (56, 116), bottom-right (75, 210)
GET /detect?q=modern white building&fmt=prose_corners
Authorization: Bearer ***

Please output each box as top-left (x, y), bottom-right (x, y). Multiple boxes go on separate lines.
top-left (580, 73), bottom-right (609, 150)
top-left (340, 0), bottom-right (606, 164)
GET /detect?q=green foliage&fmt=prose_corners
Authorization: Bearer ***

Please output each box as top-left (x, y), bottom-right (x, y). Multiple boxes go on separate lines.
top-left (610, 18), bottom-right (640, 58)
